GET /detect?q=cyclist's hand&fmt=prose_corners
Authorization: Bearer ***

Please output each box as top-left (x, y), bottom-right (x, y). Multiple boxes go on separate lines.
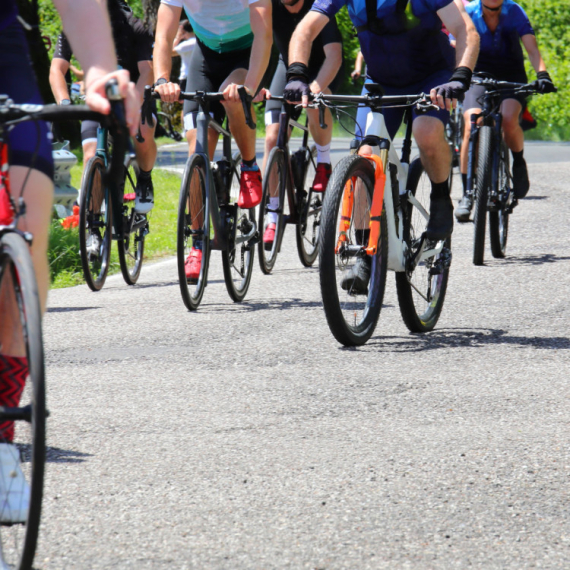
top-left (253, 87), bottom-right (269, 103)
top-left (430, 80), bottom-right (465, 111)
top-left (84, 69), bottom-right (138, 136)
top-left (155, 80), bottom-right (181, 103)
top-left (284, 78), bottom-right (310, 108)
top-left (535, 71), bottom-right (557, 94)
top-left (351, 70), bottom-right (361, 81)
top-left (223, 83), bottom-right (253, 103)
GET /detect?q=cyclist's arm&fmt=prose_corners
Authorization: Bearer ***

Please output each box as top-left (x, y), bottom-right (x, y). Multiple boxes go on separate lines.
top-left (289, 11), bottom-right (329, 68)
top-left (243, 0), bottom-right (273, 96)
top-left (438, 1), bottom-right (479, 70)
top-left (521, 34), bottom-right (547, 74)
top-left (310, 42), bottom-right (342, 94)
top-left (49, 58), bottom-right (71, 104)
top-left (153, 3), bottom-right (182, 102)
top-left (352, 51), bottom-right (364, 79)
top-left (136, 60), bottom-right (154, 103)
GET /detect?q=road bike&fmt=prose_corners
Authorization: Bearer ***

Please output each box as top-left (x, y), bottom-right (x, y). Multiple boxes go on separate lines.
top-left (464, 76), bottom-right (540, 265)
top-left (79, 114), bottom-right (148, 290)
top-left (0, 82), bottom-right (127, 569)
top-left (146, 87), bottom-right (258, 310)
top-left (312, 87), bottom-right (452, 346)
top-left (258, 97), bottom-right (319, 272)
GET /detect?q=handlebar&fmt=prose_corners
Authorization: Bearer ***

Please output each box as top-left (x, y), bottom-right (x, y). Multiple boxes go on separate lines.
top-left (143, 84), bottom-right (256, 130)
top-left (471, 76), bottom-right (541, 96)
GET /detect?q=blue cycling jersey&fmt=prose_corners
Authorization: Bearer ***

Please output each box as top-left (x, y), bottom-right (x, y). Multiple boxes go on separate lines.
top-left (312, 0), bottom-right (455, 87)
top-left (0, 0), bottom-right (18, 32)
top-left (466, 0), bottom-right (534, 83)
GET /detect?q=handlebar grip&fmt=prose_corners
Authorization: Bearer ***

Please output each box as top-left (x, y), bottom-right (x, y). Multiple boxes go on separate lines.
top-left (238, 86), bottom-right (256, 130)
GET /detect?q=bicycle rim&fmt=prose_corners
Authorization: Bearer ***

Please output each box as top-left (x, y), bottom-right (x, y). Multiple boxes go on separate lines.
top-left (117, 159), bottom-right (146, 285)
top-left (0, 232), bottom-right (46, 570)
top-left (319, 154), bottom-right (387, 346)
top-left (79, 156), bottom-right (112, 291)
top-left (489, 143), bottom-right (510, 258)
top-left (473, 126), bottom-right (492, 266)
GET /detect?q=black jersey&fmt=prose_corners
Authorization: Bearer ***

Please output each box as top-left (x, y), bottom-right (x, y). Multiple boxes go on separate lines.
top-left (0, 0), bottom-right (17, 32)
top-left (271, 0), bottom-right (342, 69)
top-left (53, 2), bottom-right (153, 83)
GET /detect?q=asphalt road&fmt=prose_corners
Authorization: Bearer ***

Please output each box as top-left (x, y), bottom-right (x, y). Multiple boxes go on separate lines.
top-left (41, 141), bottom-right (570, 568)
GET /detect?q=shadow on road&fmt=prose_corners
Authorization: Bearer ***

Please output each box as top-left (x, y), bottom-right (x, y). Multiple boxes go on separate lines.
top-left (45, 446), bottom-right (93, 464)
top-left (487, 253), bottom-right (570, 266)
top-left (47, 307), bottom-right (99, 313)
top-left (364, 328), bottom-right (570, 352)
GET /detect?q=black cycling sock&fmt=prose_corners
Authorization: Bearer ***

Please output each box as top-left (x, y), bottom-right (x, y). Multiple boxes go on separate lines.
top-left (137, 168), bottom-right (152, 182)
top-left (430, 179), bottom-right (450, 199)
top-left (461, 173), bottom-right (467, 193)
top-left (242, 157), bottom-right (256, 168)
top-left (356, 229), bottom-right (370, 245)
top-left (512, 150), bottom-right (524, 166)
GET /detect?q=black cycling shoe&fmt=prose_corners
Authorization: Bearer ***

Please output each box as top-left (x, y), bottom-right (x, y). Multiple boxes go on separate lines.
top-left (340, 256), bottom-right (371, 296)
top-left (426, 196), bottom-right (454, 241)
top-left (513, 160), bottom-right (530, 198)
top-left (135, 175), bottom-right (154, 214)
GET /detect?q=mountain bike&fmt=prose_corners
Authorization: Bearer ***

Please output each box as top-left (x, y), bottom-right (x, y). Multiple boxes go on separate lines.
top-left (79, 118), bottom-right (148, 290)
top-left (258, 96), bottom-right (319, 272)
top-left (0, 82), bottom-right (127, 570)
top-left (464, 76), bottom-right (540, 265)
top-left (146, 86), bottom-right (258, 310)
top-left (313, 87), bottom-right (452, 346)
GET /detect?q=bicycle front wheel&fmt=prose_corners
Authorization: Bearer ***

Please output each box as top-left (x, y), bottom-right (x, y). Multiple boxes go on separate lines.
top-left (222, 152), bottom-right (256, 302)
top-left (0, 232), bottom-right (46, 570)
top-left (295, 144), bottom-right (322, 267)
top-left (79, 156), bottom-right (112, 291)
top-left (319, 154), bottom-right (388, 346)
top-left (489, 141), bottom-right (510, 259)
top-left (258, 147), bottom-right (286, 274)
top-left (177, 154), bottom-right (211, 310)
top-left (396, 158), bottom-right (451, 332)
top-left (117, 158), bottom-right (146, 285)
top-left (473, 126), bottom-right (493, 266)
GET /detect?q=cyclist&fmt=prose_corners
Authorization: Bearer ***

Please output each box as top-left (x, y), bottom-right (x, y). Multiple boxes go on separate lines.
top-left (262, 0), bottom-right (343, 248)
top-left (0, 0), bottom-right (139, 520)
top-left (284, 0), bottom-right (480, 292)
top-left (455, 0), bottom-right (556, 221)
top-left (152, 0), bottom-right (272, 281)
top-left (50, 0), bottom-right (157, 224)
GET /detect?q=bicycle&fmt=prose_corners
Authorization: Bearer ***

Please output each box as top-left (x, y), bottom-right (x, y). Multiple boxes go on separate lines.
top-left (312, 87), bottom-right (452, 346)
top-left (258, 96), bottom-right (320, 272)
top-left (0, 82), bottom-right (127, 569)
top-left (464, 76), bottom-right (540, 265)
top-left (146, 86), bottom-right (258, 310)
top-left (79, 112), bottom-right (148, 290)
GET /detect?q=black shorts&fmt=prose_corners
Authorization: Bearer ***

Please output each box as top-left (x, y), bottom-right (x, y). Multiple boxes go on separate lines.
top-left (463, 83), bottom-right (527, 112)
top-left (183, 39), bottom-right (251, 131)
top-left (264, 57), bottom-right (344, 125)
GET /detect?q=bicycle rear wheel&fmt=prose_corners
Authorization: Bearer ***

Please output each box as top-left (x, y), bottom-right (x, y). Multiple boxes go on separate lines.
top-left (117, 158), bottom-right (147, 285)
top-left (319, 154), bottom-right (388, 347)
top-left (295, 144), bottom-right (322, 267)
top-left (222, 152), bottom-right (256, 302)
top-left (473, 126), bottom-right (493, 266)
top-left (177, 153), bottom-right (211, 310)
top-left (258, 147), bottom-right (286, 274)
top-left (0, 232), bottom-right (46, 570)
top-left (489, 141), bottom-right (510, 259)
top-left (396, 158), bottom-right (451, 332)
top-left (79, 156), bottom-right (112, 291)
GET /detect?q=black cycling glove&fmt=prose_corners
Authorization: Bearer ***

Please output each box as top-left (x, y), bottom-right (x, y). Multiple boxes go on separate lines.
top-left (433, 66), bottom-right (473, 103)
top-left (535, 71), bottom-right (556, 94)
top-left (284, 62), bottom-right (310, 103)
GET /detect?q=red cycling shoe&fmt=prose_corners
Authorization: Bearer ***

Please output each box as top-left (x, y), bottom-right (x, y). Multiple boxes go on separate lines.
top-left (185, 247), bottom-right (202, 283)
top-left (263, 222), bottom-right (276, 251)
top-left (237, 167), bottom-right (262, 209)
top-left (312, 163), bottom-right (332, 193)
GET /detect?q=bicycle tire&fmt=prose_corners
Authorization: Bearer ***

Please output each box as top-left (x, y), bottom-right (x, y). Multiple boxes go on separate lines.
top-left (395, 158), bottom-right (451, 332)
top-left (177, 153), bottom-right (211, 310)
top-left (258, 147), bottom-right (286, 274)
top-left (222, 152), bottom-right (255, 302)
top-left (319, 154), bottom-right (388, 346)
top-left (0, 232), bottom-right (46, 570)
top-left (79, 156), bottom-right (112, 291)
top-left (473, 126), bottom-right (493, 266)
top-left (296, 144), bottom-right (322, 267)
top-left (117, 158), bottom-right (146, 285)
top-left (489, 141), bottom-right (510, 259)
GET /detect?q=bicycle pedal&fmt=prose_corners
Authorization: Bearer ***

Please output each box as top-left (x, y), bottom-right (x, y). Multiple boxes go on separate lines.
top-left (429, 248), bottom-right (452, 275)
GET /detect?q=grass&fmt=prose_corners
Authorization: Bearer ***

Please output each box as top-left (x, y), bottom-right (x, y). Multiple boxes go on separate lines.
top-left (50, 160), bottom-right (182, 289)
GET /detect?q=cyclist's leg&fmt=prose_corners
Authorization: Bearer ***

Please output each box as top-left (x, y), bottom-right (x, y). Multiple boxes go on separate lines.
top-left (501, 97), bottom-right (528, 197)
top-left (306, 91), bottom-right (333, 193)
top-left (355, 80), bottom-right (372, 141)
top-left (133, 103), bottom-right (158, 213)
top-left (263, 58), bottom-right (287, 173)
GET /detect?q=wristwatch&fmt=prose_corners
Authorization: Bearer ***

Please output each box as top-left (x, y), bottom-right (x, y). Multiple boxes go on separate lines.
top-left (154, 78), bottom-right (168, 87)
top-left (59, 99), bottom-right (71, 106)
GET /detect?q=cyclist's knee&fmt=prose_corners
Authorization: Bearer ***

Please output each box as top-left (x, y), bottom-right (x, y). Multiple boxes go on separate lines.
top-left (82, 141), bottom-right (96, 164)
top-left (358, 144), bottom-right (373, 156)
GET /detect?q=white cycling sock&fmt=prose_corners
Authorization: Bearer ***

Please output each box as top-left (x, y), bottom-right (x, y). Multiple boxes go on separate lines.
top-left (268, 197), bottom-right (279, 225)
top-left (316, 143), bottom-right (331, 164)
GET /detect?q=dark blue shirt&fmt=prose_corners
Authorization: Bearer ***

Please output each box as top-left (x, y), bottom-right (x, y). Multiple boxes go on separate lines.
top-left (312, 0), bottom-right (456, 87)
top-left (0, 0), bottom-right (18, 32)
top-left (466, 0), bottom-right (534, 82)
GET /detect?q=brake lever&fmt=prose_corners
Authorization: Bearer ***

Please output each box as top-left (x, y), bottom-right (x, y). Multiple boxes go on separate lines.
top-left (237, 86), bottom-right (256, 130)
